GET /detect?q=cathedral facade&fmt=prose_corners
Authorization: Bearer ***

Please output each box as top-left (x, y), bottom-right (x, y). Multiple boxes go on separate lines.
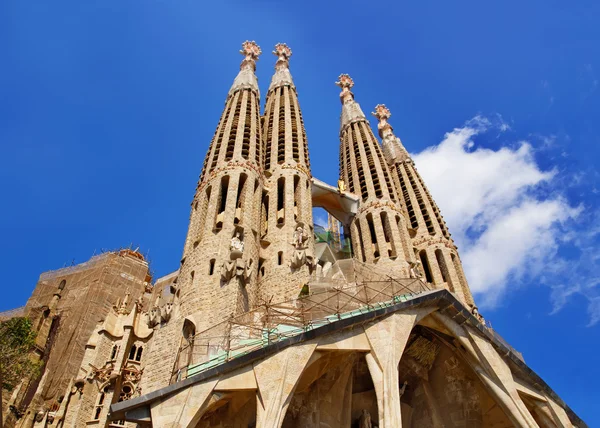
top-left (1, 42), bottom-right (586, 428)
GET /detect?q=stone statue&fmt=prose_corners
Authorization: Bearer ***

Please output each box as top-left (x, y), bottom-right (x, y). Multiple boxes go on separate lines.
top-left (337, 179), bottom-right (346, 193)
top-left (399, 380), bottom-right (408, 397)
top-left (292, 225), bottom-right (308, 249)
top-left (230, 231), bottom-right (244, 259)
top-left (160, 302), bottom-right (173, 323)
top-left (409, 261), bottom-right (424, 279)
top-left (358, 409), bottom-right (372, 428)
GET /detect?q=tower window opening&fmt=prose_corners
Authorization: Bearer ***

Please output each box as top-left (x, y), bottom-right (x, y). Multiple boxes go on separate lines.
top-left (351, 127), bottom-right (368, 200)
top-left (135, 346), bottom-right (143, 361)
top-left (241, 92), bottom-right (252, 160)
top-left (225, 93), bottom-right (242, 161)
top-left (343, 134), bottom-right (355, 193)
top-left (93, 386), bottom-right (110, 420)
top-left (367, 125), bottom-right (396, 201)
top-left (366, 213), bottom-right (379, 258)
top-left (277, 87), bottom-right (286, 165)
top-left (111, 344), bottom-right (118, 360)
top-left (381, 212), bottom-right (397, 258)
top-left (265, 99), bottom-right (275, 170)
top-left (254, 98), bottom-right (261, 166)
top-left (209, 259), bottom-right (216, 275)
top-left (261, 194), bottom-right (269, 236)
top-left (406, 165), bottom-right (435, 234)
top-left (451, 253), bottom-right (469, 296)
top-left (278, 251), bottom-right (283, 265)
top-left (359, 125), bottom-right (382, 199)
top-left (215, 176), bottom-right (229, 231)
top-left (398, 167), bottom-right (418, 229)
top-left (435, 249), bottom-right (451, 286)
top-left (128, 345), bottom-right (137, 360)
top-left (295, 96), bottom-right (310, 166)
top-left (58, 279), bottom-right (66, 290)
top-left (277, 177), bottom-right (285, 226)
top-left (209, 98), bottom-right (233, 173)
top-left (419, 251), bottom-right (434, 283)
top-left (235, 174), bottom-right (248, 225)
top-left (293, 175), bottom-right (300, 221)
top-left (190, 270), bottom-right (195, 282)
top-left (289, 90), bottom-right (300, 162)
top-left (258, 258), bottom-right (266, 279)
top-left (353, 221), bottom-right (366, 262)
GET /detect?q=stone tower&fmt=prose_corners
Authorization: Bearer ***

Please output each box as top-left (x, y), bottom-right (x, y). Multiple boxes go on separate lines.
top-left (337, 75), bottom-right (413, 273)
top-left (178, 41), bottom-right (264, 326)
top-left (372, 104), bottom-right (474, 305)
top-left (259, 43), bottom-right (315, 303)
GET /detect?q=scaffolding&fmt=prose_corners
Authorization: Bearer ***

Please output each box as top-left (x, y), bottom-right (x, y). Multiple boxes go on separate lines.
top-left (0, 306), bottom-right (25, 321)
top-left (172, 261), bottom-right (432, 382)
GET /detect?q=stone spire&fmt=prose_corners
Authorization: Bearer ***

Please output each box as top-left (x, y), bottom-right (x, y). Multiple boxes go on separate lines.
top-left (375, 104), bottom-right (474, 305)
top-left (269, 43), bottom-right (294, 90)
top-left (336, 75), bottom-right (413, 272)
top-left (372, 104), bottom-right (410, 164)
top-left (336, 74), bottom-right (366, 132)
top-left (260, 43), bottom-right (315, 303)
top-left (180, 40), bottom-right (264, 324)
top-left (229, 40), bottom-right (262, 97)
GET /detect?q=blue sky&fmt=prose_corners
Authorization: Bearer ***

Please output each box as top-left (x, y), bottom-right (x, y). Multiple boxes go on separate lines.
top-left (2, 0), bottom-right (599, 424)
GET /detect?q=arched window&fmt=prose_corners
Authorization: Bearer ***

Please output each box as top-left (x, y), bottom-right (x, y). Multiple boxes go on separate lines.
top-left (128, 345), bottom-right (137, 361)
top-left (182, 320), bottom-right (196, 368)
top-left (419, 250), bottom-right (433, 283)
top-left (135, 346), bottom-right (143, 362)
top-left (277, 177), bottom-right (285, 226)
top-left (93, 385), bottom-right (110, 420)
top-left (58, 279), bottom-right (66, 290)
top-left (435, 249), bottom-right (450, 285)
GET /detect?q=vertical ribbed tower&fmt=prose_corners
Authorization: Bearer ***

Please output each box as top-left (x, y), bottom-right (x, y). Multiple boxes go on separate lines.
top-left (178, 41), bottom-right (264, 326)
top-left (259, 43), bottom-right (315, 303)
top-left (336, 75), bottom-right (413, 273)
top-left (373, 104), bottom-right (474, 305)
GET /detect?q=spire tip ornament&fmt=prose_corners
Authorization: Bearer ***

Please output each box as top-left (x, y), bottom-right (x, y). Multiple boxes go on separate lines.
top-left (372, 104), bottom-right (391, 121)
top-left (335, 74), bottom-right (355, 104)
top-left (240, 40), bottom-right (262, 61)
top-left (273, 43), bottom-right (292, 60)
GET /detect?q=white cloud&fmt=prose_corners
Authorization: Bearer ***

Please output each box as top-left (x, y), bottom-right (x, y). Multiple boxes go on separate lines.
top-left (412, 118), bottom-right (584, 310)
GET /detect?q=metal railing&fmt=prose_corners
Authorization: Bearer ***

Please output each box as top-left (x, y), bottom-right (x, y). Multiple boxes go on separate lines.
top-left (172, 265), bottom-right (431, 382)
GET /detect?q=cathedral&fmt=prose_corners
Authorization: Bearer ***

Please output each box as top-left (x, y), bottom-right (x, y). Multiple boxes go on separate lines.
top-left (1, 41), bottom-right (586, 428)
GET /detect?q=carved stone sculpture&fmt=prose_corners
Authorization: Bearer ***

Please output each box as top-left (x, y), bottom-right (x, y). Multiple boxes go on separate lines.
top-left (160, 302), bottom-right (173, 323)
top-left (230, 231), bottom-right (244, 259)
top-left (147, 307), bottom-right (160, 328)
top-left (409, 260), bottom-right (424, 279)
top-left (358, 409), bottom-right (372, 428)
top-left (292, 225), bottom-right (309, 249)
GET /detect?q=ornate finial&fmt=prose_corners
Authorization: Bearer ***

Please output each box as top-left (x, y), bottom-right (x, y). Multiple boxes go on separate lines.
top-left (335, 73), bottom-right (354, 89)
top-left (238, 41), bottom-right (261, 72)
top-left (335, 74), bottom-right (355, 104)
top-left (240, 40), bottom-right (262, 61)
top-left (273, 43), bottom-right (292, 61)
top-left (372, 104), bottom-right (391, 121)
